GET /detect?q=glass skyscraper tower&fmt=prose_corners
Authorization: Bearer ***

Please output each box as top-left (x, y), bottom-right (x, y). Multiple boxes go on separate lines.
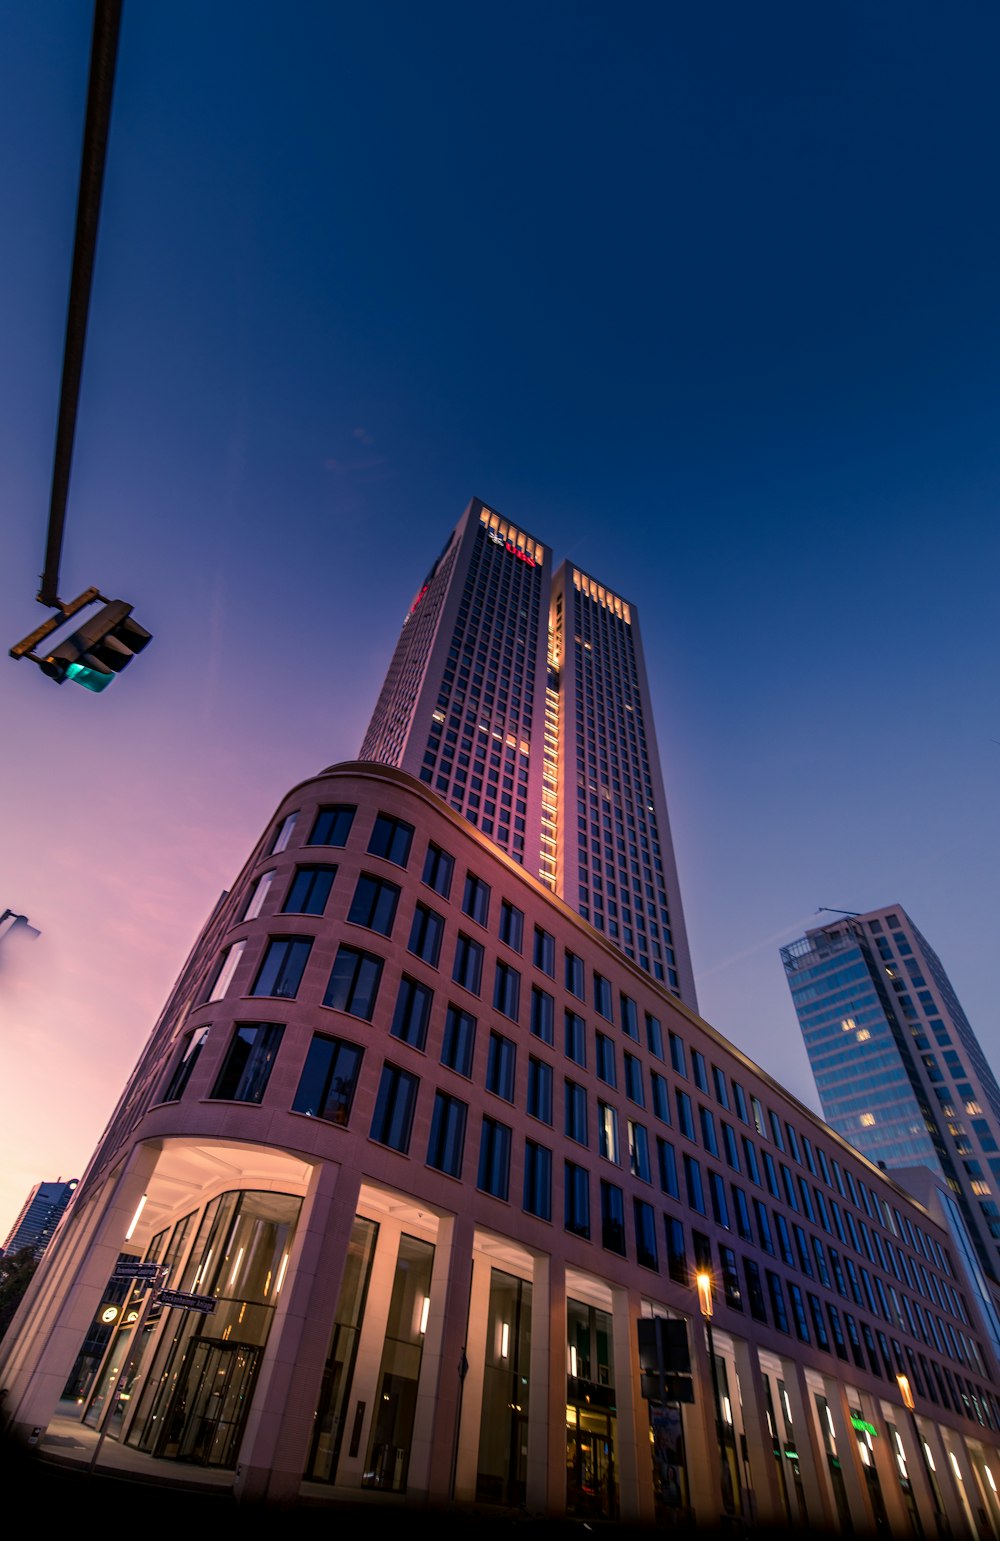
top-left (782, 905), bottom-right (1000, 1282)
top-left (361, 497), bottom-right (697, 1007)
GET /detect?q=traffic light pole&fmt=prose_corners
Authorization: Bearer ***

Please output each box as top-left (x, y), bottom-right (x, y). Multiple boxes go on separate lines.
top-left (38, 0), bottom-right (122, 610)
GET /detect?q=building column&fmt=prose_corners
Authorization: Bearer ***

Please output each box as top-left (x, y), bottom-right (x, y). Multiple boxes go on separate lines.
top-left (450, 1246), bottom-right (493, 1501)
top-left (527, 1251), bottom-right (566, 1517)
top-left (936, 1428), bottom-right (981, 1539)
top-left (6, 1141), bottom-right (160, 1441)
top-left (782, 1362), bottom-right (836, 1527)
top-left (409, 1210), bottom-right (476, 1504)
top-left (865, 1396), bottom-right (914, 1537)
top-left (234, 1159), bottom-right (360, 1505)
top-left (730, 1340), bottom-right (785, 1527)
top-left (826, 1377), bottom-right (878, 1532)
top-left (331, 1212), bottom-right (405, 1491)
top-left (891, 1408), bottom-right (946, 1539)
top-left (685, 1310), bottom-right (725, 1527)
top-left (612, 1285), bottom-right (653, 1525)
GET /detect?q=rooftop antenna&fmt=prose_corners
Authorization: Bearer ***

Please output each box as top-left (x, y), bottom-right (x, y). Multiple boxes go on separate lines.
top-left (817, 907), bottom-right (861, 917)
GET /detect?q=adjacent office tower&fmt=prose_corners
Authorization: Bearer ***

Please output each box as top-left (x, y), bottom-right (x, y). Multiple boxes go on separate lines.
top-left (2, 1178), bottom-right (78, 1257)
top-left (782, 905), bottom-right (1000, 1281)
top-left (360, 498), bottom-right (696, 1007)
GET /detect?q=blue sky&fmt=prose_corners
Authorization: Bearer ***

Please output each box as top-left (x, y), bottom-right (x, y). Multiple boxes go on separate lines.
top-left (1, 1), bottom-right (998, 1239)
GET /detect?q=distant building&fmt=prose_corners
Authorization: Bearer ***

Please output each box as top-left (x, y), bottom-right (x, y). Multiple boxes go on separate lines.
top-left (2, 1179), bottom-right (77, 1257)
top-left (782, 906), bottom-right (1000, 1283)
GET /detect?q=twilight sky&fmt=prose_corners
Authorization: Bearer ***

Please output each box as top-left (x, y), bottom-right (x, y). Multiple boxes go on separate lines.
top-left (1, 1), bottom-right (998, 1244)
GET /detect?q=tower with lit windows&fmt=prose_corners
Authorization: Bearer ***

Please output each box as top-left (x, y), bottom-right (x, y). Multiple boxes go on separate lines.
top-left (361, 498), bottom-right (696, 1007)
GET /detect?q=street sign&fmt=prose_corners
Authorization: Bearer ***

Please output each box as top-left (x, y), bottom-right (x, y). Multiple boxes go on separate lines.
top-left (113, 1261), bottom-right (164, 1281)
top-left (158, 1289), bottom-right (217, 1313)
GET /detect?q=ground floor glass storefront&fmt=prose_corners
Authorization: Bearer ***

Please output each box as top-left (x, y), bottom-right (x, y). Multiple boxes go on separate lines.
top-left (105, 1190), bottom-right (302, 1466)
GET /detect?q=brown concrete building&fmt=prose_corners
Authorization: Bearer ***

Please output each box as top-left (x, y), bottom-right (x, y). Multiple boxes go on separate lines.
top-left (3, 763), bottom-right (1000, 1532)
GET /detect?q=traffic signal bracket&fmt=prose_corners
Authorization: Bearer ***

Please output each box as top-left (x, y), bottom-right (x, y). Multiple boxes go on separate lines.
top-left (10, 588), bottom-right (152, 692)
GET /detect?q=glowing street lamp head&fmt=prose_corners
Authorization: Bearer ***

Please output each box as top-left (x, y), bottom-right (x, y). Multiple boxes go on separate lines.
top-left (897, 1373), bottom-right (915, 1411)
top-left (696, 1269), bottom-right (714, 1319)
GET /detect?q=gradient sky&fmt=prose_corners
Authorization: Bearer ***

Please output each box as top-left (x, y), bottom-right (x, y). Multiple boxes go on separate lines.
top-left (1, 1), bottom-right (998, 1243)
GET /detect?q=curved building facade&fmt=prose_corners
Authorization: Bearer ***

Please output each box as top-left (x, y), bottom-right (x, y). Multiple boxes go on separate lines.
top-left (3, 763), bottom-right (1000, 1531)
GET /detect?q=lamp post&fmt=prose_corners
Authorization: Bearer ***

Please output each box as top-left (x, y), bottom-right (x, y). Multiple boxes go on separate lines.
top-left (897, 1373), bottom-right (943, 1535)
top-left (697, 1269), bottom-right (733, 1515)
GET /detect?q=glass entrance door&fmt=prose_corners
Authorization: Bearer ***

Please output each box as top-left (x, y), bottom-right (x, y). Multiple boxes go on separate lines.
top-left (155, 1339), bottom-right (260, 1467)
top-left (566, 1416), bottom-right (618, 1520)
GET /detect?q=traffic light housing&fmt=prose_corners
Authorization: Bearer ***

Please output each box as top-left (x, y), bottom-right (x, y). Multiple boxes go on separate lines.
top-left (38, 599), bottom-right (152, 691)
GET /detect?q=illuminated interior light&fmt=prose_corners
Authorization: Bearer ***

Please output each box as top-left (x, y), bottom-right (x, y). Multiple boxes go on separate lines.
top-left (784, 1390), bottom-right (794, 1425)
top-left (194, 1248), bottom-right (213, 1289)
top-left (856, 1028), bottom-right (871, 1042)
top-left (985, 1467), bottom-right (996, 1493)
top-left (723, 1395), bottom-right (733, 1425)
top-left (860, 1113), bottom-right (876, 1127)
top-left (274, 1252), bottom-right (289, 1296)
top-left (949, 1452), bottom-right (963, 1481)
top-left (923, 1441), bottom-right (936, 1471)
top-left (826, 1406), bottom-right (836, 1441)
top-left (841, 1018), bottom-right (856, 1033)
top-left (124, 1194), bottom-right (147, 1241)
top-left (420, 1296), bottom-right (430, 1334)
top-left (860, 1442), bottom-right (871, 1467)
top-left (227, 1247), bottom-right (245, 1289)
top-left (570, 1346), bottom-right (578, 1377)
top-left (501, 1322), bottom-right (510, 1359)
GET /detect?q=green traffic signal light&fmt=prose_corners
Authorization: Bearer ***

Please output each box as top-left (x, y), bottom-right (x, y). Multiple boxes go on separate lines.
top-left (63, 659), bottom-right (116, 692)
top-left (38, 599), bottom-right (152, 689)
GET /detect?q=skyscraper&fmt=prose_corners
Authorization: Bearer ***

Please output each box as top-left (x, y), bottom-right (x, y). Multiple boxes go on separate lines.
top-left (360, 498), bottom-right (696, 1007)
top-left (2, 1178), bottom-right (78, 1258)
top-left (782, 905), bottom-right (1000, 1282)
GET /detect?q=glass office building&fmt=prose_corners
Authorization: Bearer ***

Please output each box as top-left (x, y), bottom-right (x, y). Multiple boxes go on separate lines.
top-left (783, 907), bottom-right (1000, 1285)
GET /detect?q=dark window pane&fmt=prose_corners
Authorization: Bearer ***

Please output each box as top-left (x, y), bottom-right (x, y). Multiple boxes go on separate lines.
top-left (493, 960), bottom-right (521, 1020)
top-left (308, 805), bottom-right (355, 847)
top-left (441, 1004), bottom-right (477, 1077)
top-left (348, 873), bottom-right (400, 936)
top-left (463, 872), bottom-right (491, 925)
top-left (524, 1141), bottom-right (552, 1219)
top-left (323, 945), bottom-right (384, 1020)
top-left (565, 1161), bottom-right (590, 1237)
top-left (530, 986), bottom-right (554, 1044)
top-left (499, 899), bottom-right (524, 952)
top-left (600, 1180), bottom-right (626, 1255)
top-left (370, 1064), bottom-right (418, 1151)
top-left (368, 812), bottom-right (414, 866)
top-left (408, 902), bottom-right (444, 966)
top-left (251, 937), bottom-right (312, 999)
top-left (422, 842), bottom-right (454, 898)
top-left (211, 1022), bottom-right (284, 1103)
top-left (292, 1033), bottom-right (363, 1124)
top-left (390, 976), bottom-right (433, 1049)
top-left (487, 1031), bottom-right (516, 1101)
top-left (478, 1117), bottom-right (511, 1198)
top-left (452, 933), bottom-right (484, 995)
top-left (283, 865), bottom-right (336, 915)
top-left (427, 1091), bottom-right (467, 1177)
top-left (161, 1027), bottom-right (209, 1102)
top-left (533, 926), bottom-right (555, 976)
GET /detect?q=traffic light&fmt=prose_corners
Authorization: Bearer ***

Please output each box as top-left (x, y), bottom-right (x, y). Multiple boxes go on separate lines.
top-left (38, 599), bottom-right (152, 691)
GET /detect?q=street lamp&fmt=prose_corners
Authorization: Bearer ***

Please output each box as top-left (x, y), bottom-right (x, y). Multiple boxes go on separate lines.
top-left (897, 1373), bottom-right (943, 1532)
top-left (697, 1269), bottom-right (733, 1514)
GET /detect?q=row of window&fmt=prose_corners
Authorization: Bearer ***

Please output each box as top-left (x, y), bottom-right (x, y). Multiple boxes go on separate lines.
top-left (235, 839), bottom-right (956, 1300)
